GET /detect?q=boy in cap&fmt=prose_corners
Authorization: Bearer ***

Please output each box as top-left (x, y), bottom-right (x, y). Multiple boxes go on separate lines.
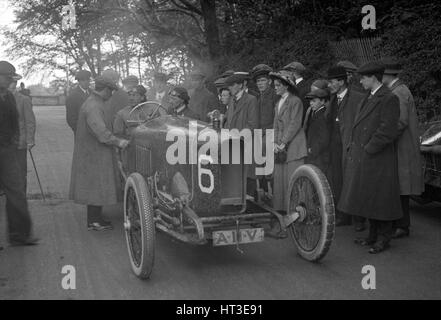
top-left (327, 65), bottom-right (366, 229)
top-left (70, 76), bottom-right (130, 231)
top-left (66, 69), bottom-right (91, 135)
top-left (188, 70), bottom-right (219, 122)
top-left (304, 89), bottom-right (331, 174)
top-left (0, 61), bottom-right (38, 246)
top-left (338, 61), bottom-right (402, 254)
top-left (382, 58), bottom-right (424, 239)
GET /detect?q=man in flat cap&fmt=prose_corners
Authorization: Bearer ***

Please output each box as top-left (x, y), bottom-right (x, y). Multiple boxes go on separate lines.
top-left (338, 61), bottom-right (402, 254)
top-left (66, 70), bottom-right (91, 135)
top-left (382, 59), bottom-right (424, 239)
top-left (251, 64), bottom-right (278, 131)
top-left (70, 76), bottom-right (130, 231)
top-left (327, 65), bottom-right (366, 230)
top-left (337, 60), bottom-right (365, 94)
top-left (188, 70), bottom-right (219, 122)
top-left (283, 61), bottom-right (312, 124)
top-left (0, 61), bottom-right (38, 246)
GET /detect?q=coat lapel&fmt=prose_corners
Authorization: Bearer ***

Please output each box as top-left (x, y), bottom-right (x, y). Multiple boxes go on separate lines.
top-left (389, 79), bottom-right (403, 92)
top-left (276, 95), bottom-right (290, 118)
top-left (353, 85), bottom-right (389, 127)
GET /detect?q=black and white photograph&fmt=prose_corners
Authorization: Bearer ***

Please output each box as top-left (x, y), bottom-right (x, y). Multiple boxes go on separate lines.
top-left (0, 0), bottom-right (440, 303)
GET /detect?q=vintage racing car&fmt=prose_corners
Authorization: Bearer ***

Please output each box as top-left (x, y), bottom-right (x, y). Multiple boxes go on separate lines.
top-left (117, 102), bottom-right (335, 279)
top-left (418, 120), bottom-right (441, 203)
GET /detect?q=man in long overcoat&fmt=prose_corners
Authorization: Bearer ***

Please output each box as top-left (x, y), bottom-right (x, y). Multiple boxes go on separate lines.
top-left (338, 62), bottom-right (402, 254)
top-left (327, 66), bottom-right (366, 229)
top-left (69, 77), bottom-right (130, 231)
top-left (66, 70), bottom-right (91, 135)
top-left (382, 60), bottom-right (424, 238)
top-left (224, 74), bottom-right (260, 196)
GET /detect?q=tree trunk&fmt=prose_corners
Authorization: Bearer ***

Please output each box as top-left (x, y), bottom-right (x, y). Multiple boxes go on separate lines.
top-left (200, 0), bottom-right (221, 70)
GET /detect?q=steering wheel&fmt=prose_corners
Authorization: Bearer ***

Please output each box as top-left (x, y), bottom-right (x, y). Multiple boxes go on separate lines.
top-left (127, 101), bottom-right (168, 123)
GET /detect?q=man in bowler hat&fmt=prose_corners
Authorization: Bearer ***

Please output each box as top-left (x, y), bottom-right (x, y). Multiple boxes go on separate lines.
top-left (327, 65), bottom-right (366, 230)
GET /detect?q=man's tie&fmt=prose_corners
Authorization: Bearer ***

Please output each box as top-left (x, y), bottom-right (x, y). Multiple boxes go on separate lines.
top-left (337, 96), bottom-right (343, 106)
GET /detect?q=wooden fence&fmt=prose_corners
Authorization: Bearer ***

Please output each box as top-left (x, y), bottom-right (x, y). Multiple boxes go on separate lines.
top-left (31, 95), bottom-right (66, 106)
top-left (329, 37), bottom-right (382, 66)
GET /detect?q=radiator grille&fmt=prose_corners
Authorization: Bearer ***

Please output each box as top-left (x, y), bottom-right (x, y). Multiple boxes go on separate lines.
top-left (135, 145), bottom-right (151, 176)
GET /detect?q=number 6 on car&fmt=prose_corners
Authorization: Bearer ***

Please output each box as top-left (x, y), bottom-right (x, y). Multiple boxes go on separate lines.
top-left (198, 154), bottom-right (214, 194)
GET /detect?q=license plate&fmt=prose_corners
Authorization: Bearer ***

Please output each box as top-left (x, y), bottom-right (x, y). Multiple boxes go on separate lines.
top-left (212, 228), bottom-right (264, 247)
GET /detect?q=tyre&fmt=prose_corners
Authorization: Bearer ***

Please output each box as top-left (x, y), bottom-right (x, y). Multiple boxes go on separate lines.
top-left (287, 165), bottom-right (335, 262)
top-left (124, 173), bottom-right (155, 279)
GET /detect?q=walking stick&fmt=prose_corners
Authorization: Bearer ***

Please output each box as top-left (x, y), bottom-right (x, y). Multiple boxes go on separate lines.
top-left (29, 149), bottom-right (46, 202)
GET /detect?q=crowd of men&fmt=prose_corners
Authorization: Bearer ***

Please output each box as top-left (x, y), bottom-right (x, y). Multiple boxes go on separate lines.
top-left (0, 55), bottom-right (424, 255)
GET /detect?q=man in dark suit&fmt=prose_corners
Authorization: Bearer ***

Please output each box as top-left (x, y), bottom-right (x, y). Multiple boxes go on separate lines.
top-left (283, 61), bottom-right (312, 124)
top-left (338, 62), bottom-right (402, 254)
top-left (66, 70), bottom-right (91, 135)
top-left (327, 66), bottom-right (366, 230)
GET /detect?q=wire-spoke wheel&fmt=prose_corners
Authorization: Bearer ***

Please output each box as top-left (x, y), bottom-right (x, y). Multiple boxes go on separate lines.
top-left (288, 165), bottom-right (335, 262)
top-left (124, 173), bottom-right (155, 279)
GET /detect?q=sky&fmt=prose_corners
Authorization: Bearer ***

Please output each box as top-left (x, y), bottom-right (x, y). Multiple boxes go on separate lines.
top-left (0, 0), bottom-right (65, 86)
top-left (0, 0), bottom-right (17, 63)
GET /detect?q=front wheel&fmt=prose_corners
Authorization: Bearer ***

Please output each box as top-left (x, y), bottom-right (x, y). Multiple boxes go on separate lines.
top-left (287, 165), bottom-right (335, 262)
top-left (124, 173), bottom-right (155, 279)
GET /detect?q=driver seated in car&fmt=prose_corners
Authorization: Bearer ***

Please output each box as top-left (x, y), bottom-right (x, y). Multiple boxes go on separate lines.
top-left (168, 87), bottom-right (200, 120)
top-left (114, 85), bottom-right (167, 138)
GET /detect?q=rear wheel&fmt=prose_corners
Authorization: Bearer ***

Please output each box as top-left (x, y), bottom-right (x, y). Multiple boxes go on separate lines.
top-left (124, 173), bottom-right (155, 279)
top-left (287, 165), bottom-right (335, 262)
